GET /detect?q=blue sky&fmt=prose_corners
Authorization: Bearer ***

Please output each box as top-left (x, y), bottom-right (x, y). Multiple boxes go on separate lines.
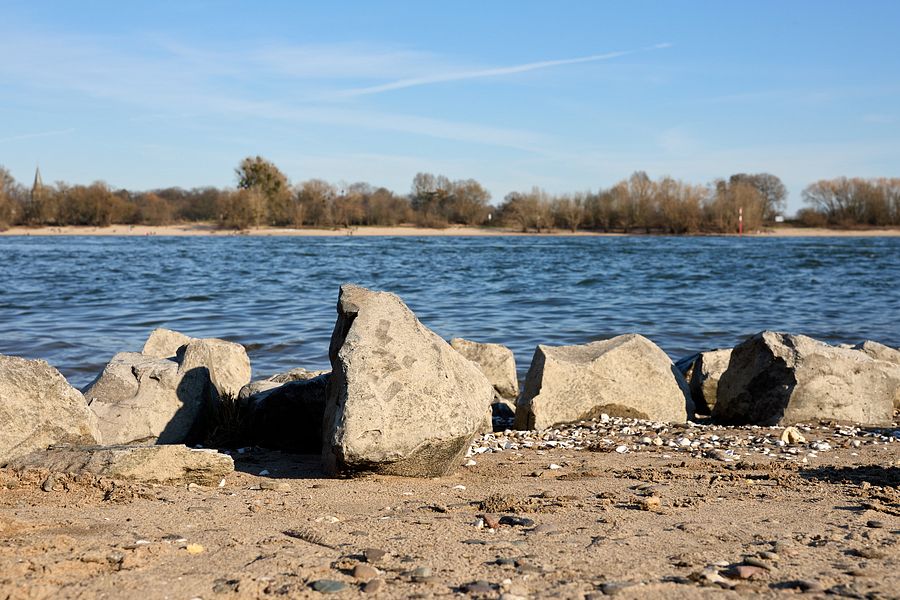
top-left (1, 1), bottom-right (899, 213)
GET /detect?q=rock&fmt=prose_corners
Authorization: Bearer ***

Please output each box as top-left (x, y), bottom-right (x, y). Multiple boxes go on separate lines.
top-left (7, 444), bottom-right (234, 485)
top-left (515, 334), bottom-right (693, 430)
top-left (362, 579), bottom-right (384, 594)
top-left (84, 352), bottom-right (209, 445)
top-left (179, 338), bottom-right (251, 399)
top-left (482, 514), bottom-right (500, 529)
top-left (853, 340), bottom-right (900, 365)
top-left (729, 565), bottom-right (768, 580)
top-left (689, 348), bottom-right (732, 414)
top-left (499, 516), bottom-right (534, 527)
top-left (780, 426), bottom-right (806, 445)
top-left (243, 374), bottom-right (329, 453)
top-left (353, 564), bottom-right (379, 580)
top-left (238, 368), bottom-right (329, 401)
top-left (363, 548), bottom-right (387, 563)
top-left (0, 355), bottom-right (102, 463)
top-left (713, 332), bottom-right (898, 426)
top-left (322, 285), bottom-right (494, 477)
top-left (450, 338), bottom-right (519, 399)
top-left (310, 579), bottom-right (347, 593)
top-left (142, 328), bottom-right (193, 359)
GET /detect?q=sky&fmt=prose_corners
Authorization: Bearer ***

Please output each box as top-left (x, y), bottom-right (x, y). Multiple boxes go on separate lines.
top-left (1, 1), bottom-right (899, 214)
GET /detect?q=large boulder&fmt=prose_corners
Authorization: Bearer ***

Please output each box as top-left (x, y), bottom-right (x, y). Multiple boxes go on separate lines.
top-left (515, 334), bottom-right (693, 430)
top-left (242, 374), bottom-right (329, 453)
top-left (689, 348), bottom-right (732, 415)
top-left (713, 332), bottom-right (899, 426)
top-left (450, 338), bottom-right (519, 400)
top-left (83, 352), bottom-right (209, 445)
top-left (142, 328), bottom-right (193, 359)
top-left (323, 285), bottom-right (494, 477)
top-left (0, 355), bottom-right (102, 464)
top-left (180, 338), bottom-right (251, 398)
top-left (7, 444), bottom-right (234, 485)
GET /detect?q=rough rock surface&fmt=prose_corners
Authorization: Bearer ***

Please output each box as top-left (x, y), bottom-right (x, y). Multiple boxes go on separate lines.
top-left (689, 348), bottom-right (732, 414)
top-left (515, 334), bottom-right (693, 430)
top-left (7, 444), bottom-right (233, 485)
top-left (83, 352), bottom-right (209, 445)
top-left (714, 331), bottom-right (898, 426)
top-left (0, 355), bottom-right (102, 464)
top-left (239, 368), bottom-right (329, 401)
top-left (142, 328), bottom-right (193, 359)
top-left (243, 374), bottom-right (329, 453)
top-left (450, 338), bottom-right (519, 399)
top-left (854, 340), bottom-right (900, 365)
top-left (323, 285), bottom-right (494, 477)
top-left (179, 338), bottom-right (251, 398)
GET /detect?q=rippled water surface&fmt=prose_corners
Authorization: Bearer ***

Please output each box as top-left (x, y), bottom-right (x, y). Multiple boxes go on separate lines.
top-left (1, 235), bottom-right (898, 388)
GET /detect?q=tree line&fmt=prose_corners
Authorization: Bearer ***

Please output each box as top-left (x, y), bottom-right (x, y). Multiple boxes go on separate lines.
top-left (1, 157), bottom-right (898, 232)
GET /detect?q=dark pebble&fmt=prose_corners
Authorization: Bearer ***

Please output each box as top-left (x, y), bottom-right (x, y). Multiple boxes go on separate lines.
top-left (462, 539), bottom-right (487, 545)
top-left (212, 579), bottom-right (240, 594)
top-left (865, 520), bottom-right (884, 529)
top-left (464, 580), bottom-right (494, 594)
top-left (600, 582), bottom-right (634, 596)
top-left (499, 516), bottom-right (534, 527)
top-left (310, 579), bottom-right (346, 593)
top-left (362, 579), bottom-right (384, 594)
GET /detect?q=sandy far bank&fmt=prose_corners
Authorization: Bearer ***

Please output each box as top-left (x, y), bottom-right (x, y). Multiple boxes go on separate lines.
top-left (1, 224), bottom-right (899, 237)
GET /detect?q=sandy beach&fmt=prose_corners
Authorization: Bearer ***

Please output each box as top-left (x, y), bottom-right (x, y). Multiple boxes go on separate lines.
top-left (1, 419), bottom-right (897, 599)
top-left (2, 224), bottom-right (899, 238)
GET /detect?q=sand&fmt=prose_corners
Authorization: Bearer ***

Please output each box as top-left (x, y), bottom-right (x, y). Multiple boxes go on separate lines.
top-left (2, 224), bottom-right (899, 237)
top-left (2, 420), bottom-right (897, 599)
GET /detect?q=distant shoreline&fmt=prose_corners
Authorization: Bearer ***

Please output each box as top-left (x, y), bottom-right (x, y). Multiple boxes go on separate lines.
top-left (2, 224), bottom-right (899, 237)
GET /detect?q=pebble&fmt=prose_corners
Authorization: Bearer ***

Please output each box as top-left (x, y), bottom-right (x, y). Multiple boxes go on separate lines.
top-left (353, 564), bottom-right (379, 580)
top-left (529, 524), bottom-right (560, 535)
top-left (310, 579), bottom-right (347, 593)
top-left (185, 544), bottom-right (204, 554)
top-left (548, 463), bottom-right (562, 470)
top-left (464, 580), bottom-right (494, 594)
top-left (483, 514), bottom-right (501, 529)
top-left (465, 459), bottom-right (477, 467)
top-left (411, 566), bottom-right (433, 581)
top-left (865, 520), bottom-right (884, 529)
top-left (41, 474), bottom-right (56, 492)
top-left (259, 480), bottom-right (291, 491)
top-left (363, 548), bottom-right (387, 563)
top-left (781, 427), bottom-right (806, 444)
top-left (362, 579), bottom-right (384, 594)
top-left (731, 565), bottom-right (768, 580)
top-left (499, 516), bottom-right (535, 528)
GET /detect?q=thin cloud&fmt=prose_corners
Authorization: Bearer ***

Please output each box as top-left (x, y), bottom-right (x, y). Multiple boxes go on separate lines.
top-left (335, 43), bottom-right (674, 97)
top-left (0, 128), bottom-right (75, 144)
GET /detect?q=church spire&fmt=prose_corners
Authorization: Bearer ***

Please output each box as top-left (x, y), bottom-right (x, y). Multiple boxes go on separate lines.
top-left (31, 166), bottom-right (44, 201)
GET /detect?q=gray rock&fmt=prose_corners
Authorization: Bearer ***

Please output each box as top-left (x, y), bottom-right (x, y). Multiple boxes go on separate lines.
top-left (450, 338), bottom-right (519, 399)
top-left (142, 328), bottom-right (193, 359)
top-left (323, 285), bottom-right (494, 477)
top-left (7, 444), bottom-right (234, 485)
top-left (244, 374), bottom-right (329, 453)
top-left (0, 355), bottom-right (101, 464)
top-left (854, 340), bottom-right (900, 365)
top-left (515, 334), bottom-right (693, 430)
top-left (84, 352), bottom-right (210, 445)
top-left (179, 338), bottom-right (251, 399)
top-left (713, 331), bottom-right (898, 426)
top-left (238, 367), bottom-right (328, 401)
top-left (689, 348), bottom-right (732, 414)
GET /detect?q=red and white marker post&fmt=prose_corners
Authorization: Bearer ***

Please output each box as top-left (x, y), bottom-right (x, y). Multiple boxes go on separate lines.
top-left (739, 207), bottom-right (743, 236)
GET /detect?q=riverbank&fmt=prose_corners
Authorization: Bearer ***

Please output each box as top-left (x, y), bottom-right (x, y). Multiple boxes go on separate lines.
top-left (2, 224), bottom-right (900, 237)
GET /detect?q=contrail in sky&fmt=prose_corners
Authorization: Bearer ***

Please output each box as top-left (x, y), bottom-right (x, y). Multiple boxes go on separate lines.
top-left (0, 128), bottom-right (75, 143)
top-left (337, 43), bottom-right (673, 97)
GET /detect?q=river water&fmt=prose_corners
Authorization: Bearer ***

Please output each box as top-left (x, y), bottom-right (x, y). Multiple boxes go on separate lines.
top-left (1, 235), bottom-right (898, 388)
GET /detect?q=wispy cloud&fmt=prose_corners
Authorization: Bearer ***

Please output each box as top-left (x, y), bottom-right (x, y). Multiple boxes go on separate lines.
top-left (0, 128), bottom-right (75, 144)
top-left (334, 43), bottom-right (674, 97)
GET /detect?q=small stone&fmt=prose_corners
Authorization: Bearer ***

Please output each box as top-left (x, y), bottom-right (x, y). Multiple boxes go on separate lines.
top-left (865, 520), bottom-right (884, 529)
top-left (258, 469), bottom-right (270, 476)
top-left (599, 582), bottom-right (634, 595)
top-left (185, 544), bottom-right (204, 554)
top-left (499, 516), bottom-right (534, 527)
top-left (259, 480), bottom-right (291, 491)
top-left (212, 579), bottom-right (240, 594)
top-left (615, 445), bottom-right (628, 454)
top-left (854, 547), bottom-right (886, 559)
top-left (529, 524), bottom-right (560, 535)
top-left (465, 459), bottom-right (477, 467)
top-left (730, 565), bottom-right (767, 580)
top-left (797, 579), bottom-right (824, 593)
top-left (362, 579), bottom-right (384, 594)
top-left (483, 514), bottom-right (501, 529)
top-left (363, 548), bottom-right (387, 563)
top-left (500, 594), bottom-right (527, 600)
top-left (311, 579), bottom-right (347, 593)
top-left (759, 551), bottom-right (779, 561)
top-left (780, 427), bottom-right (806, 444)
top-left (411, 566), bottom-right (432, 580)
top-left (41, 474), bottom-right (56, 492)
top-left (465, 580), bottom-right (494, 594)
top-left (452, 484), bottom-right (466, 490)
top-left (548, 463), bottom-right (562, 470)
top-left (353, 564), bottom-right (379, 580)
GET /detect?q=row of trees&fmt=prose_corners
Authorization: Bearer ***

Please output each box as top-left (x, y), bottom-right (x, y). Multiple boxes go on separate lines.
top-left (1, 158), bottom-right (896, 231)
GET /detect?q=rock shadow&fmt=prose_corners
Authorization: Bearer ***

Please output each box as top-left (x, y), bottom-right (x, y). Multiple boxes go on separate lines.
top-left (799, 464), bottom-right (899, 488)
